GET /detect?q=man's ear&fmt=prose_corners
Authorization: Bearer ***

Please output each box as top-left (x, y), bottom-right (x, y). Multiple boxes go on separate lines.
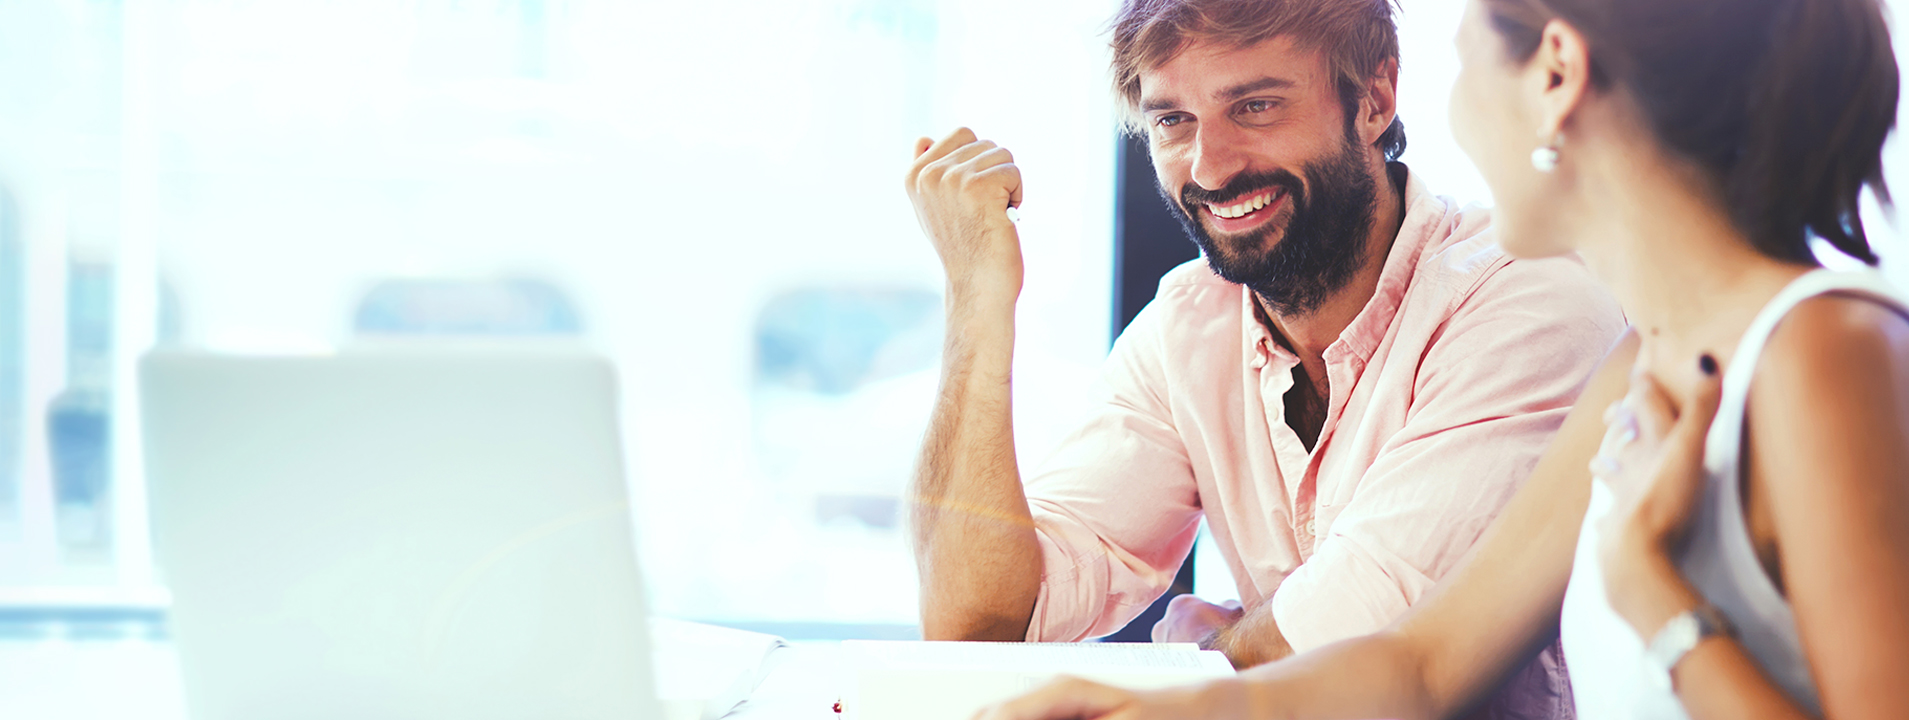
top-left (1357, 58), bottom-right (1401, 148)
top-left (1531, 19), bottom-right (1591, 140)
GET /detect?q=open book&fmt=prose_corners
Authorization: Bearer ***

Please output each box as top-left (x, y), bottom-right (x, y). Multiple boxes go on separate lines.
top-left (840, 641), bottom-right (1236, 720)
top-left (650, 618), bottom-right (788, 720)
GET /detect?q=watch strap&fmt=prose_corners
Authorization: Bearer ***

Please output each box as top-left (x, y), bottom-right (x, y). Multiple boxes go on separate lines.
top-left (1645, 604), bottom-right (1735, 687)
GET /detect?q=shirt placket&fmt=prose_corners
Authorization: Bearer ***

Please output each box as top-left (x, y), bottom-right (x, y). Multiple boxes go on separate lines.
top-left (1252, 337), bottom-right (1316, 553)
top-left (1292, 349), bottom-right (1366, 555)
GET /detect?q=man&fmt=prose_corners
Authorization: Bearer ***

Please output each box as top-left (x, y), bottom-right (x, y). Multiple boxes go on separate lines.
top-left (903, 0), bottom-right (1620, 716)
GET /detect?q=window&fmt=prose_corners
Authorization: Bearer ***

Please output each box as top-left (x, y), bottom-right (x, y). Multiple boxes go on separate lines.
top-left (0, 0), bottom-right (1117, 631)
top-left (1, 0), bottom-right (1901, 636)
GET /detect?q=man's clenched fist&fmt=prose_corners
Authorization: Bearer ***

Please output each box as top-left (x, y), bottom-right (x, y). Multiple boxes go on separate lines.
top-left (905, 127), bottom-right (1025, 308)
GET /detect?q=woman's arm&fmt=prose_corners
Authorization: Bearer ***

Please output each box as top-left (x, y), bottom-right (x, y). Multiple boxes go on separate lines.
top-left (1610, 297), bottom-right (1909, 720)
top-left (1757, 299), bottom-right (1909, 720)
top-left (979, 331), bottom-right (1640, 720)
top-left (1237, 330), bottom-right (1636, 718)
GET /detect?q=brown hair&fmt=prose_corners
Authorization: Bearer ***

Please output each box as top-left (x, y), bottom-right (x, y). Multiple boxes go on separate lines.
top-left (1110, 0), bottom-right (1407, 161)
top-left (1483, 0), bottom-right (1898, 265)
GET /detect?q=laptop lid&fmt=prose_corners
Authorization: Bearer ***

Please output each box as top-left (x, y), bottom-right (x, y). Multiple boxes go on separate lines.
top-left (141, 346), bottom-right (657, 720)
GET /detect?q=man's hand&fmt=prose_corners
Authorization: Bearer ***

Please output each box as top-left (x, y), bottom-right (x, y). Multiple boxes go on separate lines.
top-left (905, 128), bottom-right (1025, 308)
top-left (1158, 594), bottom-right (1295, 669)
top-left (1151, 595), bottom-right (1243, 644)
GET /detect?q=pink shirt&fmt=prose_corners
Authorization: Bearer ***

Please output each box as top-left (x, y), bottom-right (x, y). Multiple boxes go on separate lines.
top-left (1023, 173), bottom-right (1624, 718)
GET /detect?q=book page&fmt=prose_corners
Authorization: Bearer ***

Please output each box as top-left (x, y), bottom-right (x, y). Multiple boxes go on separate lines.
top-left (650, 619), bottom-right (788, 720)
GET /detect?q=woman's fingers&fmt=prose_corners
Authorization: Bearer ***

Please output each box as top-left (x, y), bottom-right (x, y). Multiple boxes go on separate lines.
top-left (1623, 367), bottom-right (1678, 442)
top-left (1630, 354), bottom-right (1727, 545)
top-left (1667, 354), bottom-right (1724, 457)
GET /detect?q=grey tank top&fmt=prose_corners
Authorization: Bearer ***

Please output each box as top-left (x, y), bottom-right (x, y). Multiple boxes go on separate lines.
top-left (1559, 269), bottom-right (1909, 718)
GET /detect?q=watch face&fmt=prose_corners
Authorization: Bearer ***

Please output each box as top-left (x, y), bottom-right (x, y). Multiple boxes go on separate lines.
top-left (1648, 613), bottom-right (1699, 677)
top-left (1668, 614), bottom-right (1700, 648)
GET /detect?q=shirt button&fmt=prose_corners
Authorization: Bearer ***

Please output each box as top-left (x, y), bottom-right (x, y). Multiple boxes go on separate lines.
top-left (1309, 520), bottom-right (1320, 536)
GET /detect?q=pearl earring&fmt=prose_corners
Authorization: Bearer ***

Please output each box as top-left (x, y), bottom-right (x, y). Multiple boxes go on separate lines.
top-left (1531, 135), bottom-right (1563, 173)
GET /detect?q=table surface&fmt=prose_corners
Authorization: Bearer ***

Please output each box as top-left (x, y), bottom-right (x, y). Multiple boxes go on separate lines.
top-left (0, 627), bottom-right (843, 720)
top-left (733, 644), bottom-right (844, 720)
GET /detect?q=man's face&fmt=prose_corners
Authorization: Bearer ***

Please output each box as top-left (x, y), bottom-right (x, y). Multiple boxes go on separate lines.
top-left (1138, 37), bottom-right (1383, 315)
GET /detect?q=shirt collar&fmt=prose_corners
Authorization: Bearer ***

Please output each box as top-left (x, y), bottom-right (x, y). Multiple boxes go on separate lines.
top-left (1246, 165), bottom-right (1454, 370)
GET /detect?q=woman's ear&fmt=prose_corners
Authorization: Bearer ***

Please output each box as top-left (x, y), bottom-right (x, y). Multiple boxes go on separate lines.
top-left (1531, 19), bottom-right (1592, 140)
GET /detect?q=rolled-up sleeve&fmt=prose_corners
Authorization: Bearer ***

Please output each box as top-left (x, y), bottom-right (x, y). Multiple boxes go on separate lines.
top-left (1022, 298), bottom-right (1203, 642)
top-left (1272, 257), bottom-right (1625, 652)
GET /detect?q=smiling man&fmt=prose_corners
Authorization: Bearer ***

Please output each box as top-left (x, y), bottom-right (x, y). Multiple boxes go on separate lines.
top-left (903, 1), bottom-right (1621, 717)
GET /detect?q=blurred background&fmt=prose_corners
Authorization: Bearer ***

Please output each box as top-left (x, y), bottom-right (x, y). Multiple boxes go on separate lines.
top-left (0, 0), bottom-right (1901, 657)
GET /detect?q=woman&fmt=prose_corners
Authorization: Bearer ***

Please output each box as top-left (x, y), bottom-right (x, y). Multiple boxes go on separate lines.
top-left (979, 0), bottom-right (1909, 718)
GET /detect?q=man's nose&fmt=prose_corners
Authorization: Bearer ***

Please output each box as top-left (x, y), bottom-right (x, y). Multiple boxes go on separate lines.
top-left (1189, 124), bottom-right (1249, 193)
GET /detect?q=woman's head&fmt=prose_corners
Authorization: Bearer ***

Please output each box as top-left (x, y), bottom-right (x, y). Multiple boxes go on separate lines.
top-left (1450, 0), bottom-right (1897, 263)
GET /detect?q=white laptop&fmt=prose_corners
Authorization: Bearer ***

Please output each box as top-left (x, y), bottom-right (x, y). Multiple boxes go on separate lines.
top-left (141, 345), bottom-right (659, 720)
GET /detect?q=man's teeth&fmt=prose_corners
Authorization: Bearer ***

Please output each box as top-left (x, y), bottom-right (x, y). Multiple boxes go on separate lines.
top-left (1210, 192), bottom-right (1273, 219)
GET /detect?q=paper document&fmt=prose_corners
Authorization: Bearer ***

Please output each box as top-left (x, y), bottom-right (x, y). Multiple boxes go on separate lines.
top-left (840, 641), bottom-right (1234, 720)
top-left (650, 618), bottom-right (788, 720)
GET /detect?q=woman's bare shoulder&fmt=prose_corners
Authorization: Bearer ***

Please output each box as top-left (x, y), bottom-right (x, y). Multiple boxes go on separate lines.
top-left (1757, 293), bottom-right (1909, 399)
top-left (1749, 292), bottom-right (1909, 485)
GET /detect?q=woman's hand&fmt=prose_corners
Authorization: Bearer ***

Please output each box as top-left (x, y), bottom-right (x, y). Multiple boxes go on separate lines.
top-left (972, 677), bottom-right (1228, 720)
top-left (1590, 353), bottom-right (1724, 638)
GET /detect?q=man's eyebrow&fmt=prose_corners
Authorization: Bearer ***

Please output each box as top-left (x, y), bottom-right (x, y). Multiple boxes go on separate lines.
top-left (1140, 76), bottom-right (1296, 113)
top-left (1219, 76), bottom-right (1295, 101)
top-left (1140, 96), bottom-right (1180, 113)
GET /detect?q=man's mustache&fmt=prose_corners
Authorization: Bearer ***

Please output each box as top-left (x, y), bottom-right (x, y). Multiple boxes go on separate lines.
top-left (1180, 170), bottom-right (1306, 212)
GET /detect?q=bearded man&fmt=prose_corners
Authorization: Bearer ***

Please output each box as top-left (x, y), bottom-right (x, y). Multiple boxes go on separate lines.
top-left (903, 1), bottom-right (1622, 716)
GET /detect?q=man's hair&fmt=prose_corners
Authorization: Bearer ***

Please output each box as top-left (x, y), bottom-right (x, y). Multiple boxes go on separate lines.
top-left (1109, 0), bottom-right (1407, 161)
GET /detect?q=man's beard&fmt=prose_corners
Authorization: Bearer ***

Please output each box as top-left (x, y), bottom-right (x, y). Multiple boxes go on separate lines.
top-left (1162, 137), bottom-right (1380, 316)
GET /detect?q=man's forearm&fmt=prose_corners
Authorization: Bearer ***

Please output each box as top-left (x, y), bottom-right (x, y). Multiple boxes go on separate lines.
top-left (909, 296), bottom-right (1043, 641)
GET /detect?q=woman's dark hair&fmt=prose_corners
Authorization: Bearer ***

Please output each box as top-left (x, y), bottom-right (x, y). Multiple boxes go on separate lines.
top-left (1482, 0), bottom-right (1898, 265)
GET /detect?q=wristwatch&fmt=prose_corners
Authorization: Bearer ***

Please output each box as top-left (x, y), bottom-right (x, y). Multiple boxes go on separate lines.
top-left (1644, 604), bottom-right (1735, 689)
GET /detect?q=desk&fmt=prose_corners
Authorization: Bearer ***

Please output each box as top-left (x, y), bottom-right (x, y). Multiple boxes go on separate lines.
top-left (732, 644), bottom-right (844, 719)
top-left (0, 630), bottom-right (845, 720)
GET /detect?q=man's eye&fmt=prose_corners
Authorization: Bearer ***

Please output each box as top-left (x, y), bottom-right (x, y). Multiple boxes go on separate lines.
top-left (1152, 114), bottom-right (1195, 141)
top-left (1236, 99), bottom-right (1284, 127)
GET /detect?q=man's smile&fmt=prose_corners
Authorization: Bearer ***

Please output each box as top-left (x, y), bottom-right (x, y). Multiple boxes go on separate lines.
top-left (1202, 187), bottom-right (1288, 233)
